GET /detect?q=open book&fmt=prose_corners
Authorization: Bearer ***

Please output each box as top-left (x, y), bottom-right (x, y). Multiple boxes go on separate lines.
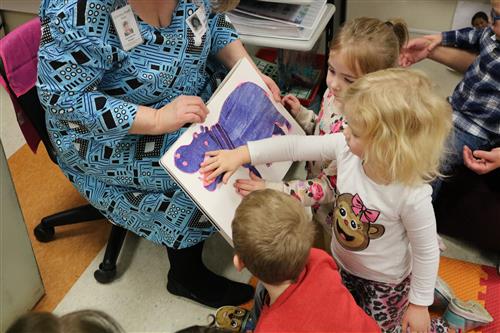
top-left (160, 58), bottom-right (305, 245)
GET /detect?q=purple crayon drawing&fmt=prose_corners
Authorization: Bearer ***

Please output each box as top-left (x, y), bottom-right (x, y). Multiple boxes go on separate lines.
top-left (174, 82), bottom-right (291, 191)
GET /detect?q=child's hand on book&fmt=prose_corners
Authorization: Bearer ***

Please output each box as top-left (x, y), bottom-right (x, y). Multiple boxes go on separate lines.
top-left (234, 172), bottom-right (266, 196)
top-left (260, 73), bottom-right (282, 102)
top-left (200, 146), bottom-right (251, 184)
top-left (282, 94), bottom-right (302, 117)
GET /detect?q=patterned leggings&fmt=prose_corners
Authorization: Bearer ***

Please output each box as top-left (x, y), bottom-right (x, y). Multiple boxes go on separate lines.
top-left (340, 270), bottom-right (448, 333)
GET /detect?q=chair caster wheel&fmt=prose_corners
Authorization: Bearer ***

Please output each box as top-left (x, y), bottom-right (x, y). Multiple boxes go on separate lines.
top-left (34, 224), bottom-right (55, 242)
top-left (94, 263), bottom-right (117, 284)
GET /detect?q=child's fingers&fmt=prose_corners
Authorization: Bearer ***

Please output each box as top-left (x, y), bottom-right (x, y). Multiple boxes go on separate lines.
top-left (200, 156), bottom-right (216, 167)
top-left (222, 170), bottom-right (235, 184)
top-left (204, 150), bottom-right (220, 158)
top-left (463, 145), bottom-right (474, 162)
top-left (205, 167), bottom-right (224, 181)
top-left (237, 188), bottom-right (251, 196)
top-left (249, 172), bottom-right (262, 180)
top-left (199, 160), bottom-right (219, 173)
top-left (236, 179), bottom-right (264, 193)
top-left (234, 180), bottom-right (255, 191)
top-left (235, 185), bottom-right (251, 196)
top-left (401, 318), bottom-right (409, 333)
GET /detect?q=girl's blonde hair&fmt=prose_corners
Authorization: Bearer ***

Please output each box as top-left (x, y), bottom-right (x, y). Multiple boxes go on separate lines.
top-left (343, 68), bottom-right (452, 186)
top-left (211, 0), bottom-right (240, 12)
top-left (331, 17), bottom-right (409, 76)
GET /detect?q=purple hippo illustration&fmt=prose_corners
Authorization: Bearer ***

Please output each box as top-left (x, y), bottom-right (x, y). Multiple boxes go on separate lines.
top-left (174, 82), bottom-right (291, 191)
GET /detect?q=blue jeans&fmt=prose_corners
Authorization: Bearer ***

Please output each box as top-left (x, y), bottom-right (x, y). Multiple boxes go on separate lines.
top-left (432, 125), bottom-right (492, 201)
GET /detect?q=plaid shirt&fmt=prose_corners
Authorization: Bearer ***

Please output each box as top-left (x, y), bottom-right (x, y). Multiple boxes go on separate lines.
top-left (442, 27), bottom-right (500, 143)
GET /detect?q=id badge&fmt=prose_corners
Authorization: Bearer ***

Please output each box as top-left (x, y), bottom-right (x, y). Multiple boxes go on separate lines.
top-left (111, 4), bottom-right (143, 51)
top-left (186, 5), bottom-right (207, 46)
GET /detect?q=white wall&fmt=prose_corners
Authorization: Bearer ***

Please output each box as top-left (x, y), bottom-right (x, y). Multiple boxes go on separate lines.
top-left (0, 141), bottom-right (44, 331)
top-left (347, 0), bottom-right (459, 33)
top-left (344, 0), bottom-right (477, 99)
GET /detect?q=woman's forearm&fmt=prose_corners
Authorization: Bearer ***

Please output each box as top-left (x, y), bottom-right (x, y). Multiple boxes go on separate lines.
top-left (129, 105), bottom-right (163, 135)
top-left (216, 39), bottom-right (252, 69)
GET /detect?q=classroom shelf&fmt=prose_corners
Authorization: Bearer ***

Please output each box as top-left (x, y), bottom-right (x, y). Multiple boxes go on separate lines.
top-left (238, 3), bottom-right (336, 52)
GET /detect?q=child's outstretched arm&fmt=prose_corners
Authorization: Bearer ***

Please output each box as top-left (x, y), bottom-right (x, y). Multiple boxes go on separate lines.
top-left (400, 186), bottom-right (440, 333)
top-left (202, 134), bottom-right (341, 184)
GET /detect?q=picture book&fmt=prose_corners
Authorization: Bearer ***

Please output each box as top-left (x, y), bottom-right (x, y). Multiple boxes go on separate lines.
top-left (160, 57), bottom-right (305, 245)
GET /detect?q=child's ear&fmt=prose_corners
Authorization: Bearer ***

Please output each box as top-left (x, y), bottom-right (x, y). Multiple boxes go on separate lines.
top-left (233, 254), bottom-right (245, 272)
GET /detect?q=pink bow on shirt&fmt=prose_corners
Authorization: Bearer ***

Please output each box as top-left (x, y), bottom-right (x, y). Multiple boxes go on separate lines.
top-left (351, 194), bottom-right (380, 223)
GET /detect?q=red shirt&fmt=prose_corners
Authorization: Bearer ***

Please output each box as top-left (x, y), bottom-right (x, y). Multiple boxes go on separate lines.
top-left (255, 248), bottom-right (380, 332)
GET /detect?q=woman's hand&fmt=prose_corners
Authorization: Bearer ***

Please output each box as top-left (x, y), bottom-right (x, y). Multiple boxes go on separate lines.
top-left (261, 73), bottom-right (282, 102)
top-left (401, 304), bottom-right (430, 333)
top-left (400, 34), bottom-right (442, 67)
top-left (131, 95), bottom-right (209, 135)
top-left (235, 172), bottom-right (266, 196)
top-left (200, 146), bottom-right (251, 184)
top-left (463, 146), bottom-right (500, 175)
top-left (158, 95), bottom-right (209, 132)
top-left (282, 94), bottom-right (302, 117)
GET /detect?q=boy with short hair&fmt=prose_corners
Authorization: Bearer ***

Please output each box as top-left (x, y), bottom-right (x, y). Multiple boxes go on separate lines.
top-left (232, 189), bottom-right (379, 332)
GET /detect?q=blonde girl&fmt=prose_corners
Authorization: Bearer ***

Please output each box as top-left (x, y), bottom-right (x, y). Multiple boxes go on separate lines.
top-left (200, 69), bottom-right (452, 332)
top-left (235, 18), bottom-right (409, 239)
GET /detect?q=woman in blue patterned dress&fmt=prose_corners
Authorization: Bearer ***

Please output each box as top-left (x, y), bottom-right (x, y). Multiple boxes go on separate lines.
top-left (37, 0), bottom-right (280, 308)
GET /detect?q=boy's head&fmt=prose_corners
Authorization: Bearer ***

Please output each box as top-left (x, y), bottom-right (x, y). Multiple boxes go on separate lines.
top-left (492, 0), bottom-right (500, 39)
top-left (232, 189), bottom-right (314, 285)
top-left (471, 11), bottom-right (489, 29)
top-left (326, 17), bottom-right (409, 104)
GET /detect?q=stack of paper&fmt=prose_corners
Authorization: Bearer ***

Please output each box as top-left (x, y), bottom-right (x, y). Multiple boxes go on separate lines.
top-left (228, 0), bottom-right (327, 40)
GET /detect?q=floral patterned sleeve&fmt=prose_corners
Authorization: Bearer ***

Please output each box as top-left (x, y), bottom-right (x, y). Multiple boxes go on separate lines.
top-left (294, 106), bottom-right (317, 135)
top-left (266, 168), bottom-right (338, 207)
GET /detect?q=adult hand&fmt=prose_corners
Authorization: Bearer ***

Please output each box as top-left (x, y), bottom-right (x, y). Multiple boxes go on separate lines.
top-left (463, 146), bottom-right (500, 175)
top-left (129, 95), bottom-right (209, 135)
top-left (282, 94), bottom-right (302, 117)
top-left (400, 34), bottom-right (442, 67)
top-left (200, 146), bottom-right (251, 184)
top-left (401, 304), bottom-right (430, 333)
top-left (261, 73), bottom-right (282, 102)
top-left (235, 172), bottom-right (266, 196)
top-left (159, 95), bottom-right (209, 132)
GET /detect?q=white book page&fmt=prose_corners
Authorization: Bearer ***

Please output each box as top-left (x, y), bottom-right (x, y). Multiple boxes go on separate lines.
top-left (160, 58), bottom-right (305, 244)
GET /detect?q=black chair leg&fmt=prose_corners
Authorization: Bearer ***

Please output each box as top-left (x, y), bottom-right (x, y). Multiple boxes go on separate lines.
top-left (94, 225), bottom-right (127, 284)
top-left (34, 204), bottom-right (104, 242)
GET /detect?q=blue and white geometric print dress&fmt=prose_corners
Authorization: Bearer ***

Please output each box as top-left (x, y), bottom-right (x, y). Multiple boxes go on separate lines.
top-left (37, 0), bottom-right (239, 249)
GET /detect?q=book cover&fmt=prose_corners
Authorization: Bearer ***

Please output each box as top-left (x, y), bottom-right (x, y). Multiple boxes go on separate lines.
top-left (160, 58), bottom-right (305, 245)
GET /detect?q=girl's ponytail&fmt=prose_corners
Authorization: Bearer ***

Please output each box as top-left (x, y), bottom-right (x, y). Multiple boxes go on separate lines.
top-left (386, 19), bottom-right (409, 51)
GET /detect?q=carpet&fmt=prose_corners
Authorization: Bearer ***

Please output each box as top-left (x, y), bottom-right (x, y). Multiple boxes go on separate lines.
top-left (8, 144), bottom-right (110, 312)
top-left (438, 256), bottom-right (499, 333)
